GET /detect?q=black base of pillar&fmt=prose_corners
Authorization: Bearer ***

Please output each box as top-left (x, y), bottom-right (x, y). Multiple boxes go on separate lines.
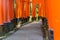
top-left (38, 16), bottom-right (42, 20)
top-left (21, 18), bottom-right (28, 24)
top-left (3, 23), bottom-right (9, 34)
top-left (25, 18), bottom-right (27, 23)
top-left (0, 25), bottom-right (4, 36)
top-left (32, 17), bottom-right (36, 21)
top-left (49, 30), bottom-right (54, 40)
top-left (8, 22), bottom-right (15, 31)
top-left (27, 17), bottom-right (29, 22)
top-left (23, 18), bottom-right (26, 23)
top-left (42, 17), bottom-right (48, 29)
top-left (11, 18), bottom-right (16, 27)
top-left (41, 17), bottom-right (49, 40)
top-left (3, 21), bottom-right (15, 34)
top-left (15, 18), bottom-right (22, 24)
top-left (20, 17), bottom-right (30, 24)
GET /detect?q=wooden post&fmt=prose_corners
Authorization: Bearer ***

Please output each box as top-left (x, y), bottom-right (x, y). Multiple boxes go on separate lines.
top-left (24, 0), bottom-right (30, 22)
top-left (0, 0), bottom-right (4, 36)
top-left (45, 0), bottom-right (60, 40)
top-left (32, 0), bottom-right (36, 21)
top-left (38, 0), bottom-right (45, 19)
top-left (16, 0), bottom-right (23, 25)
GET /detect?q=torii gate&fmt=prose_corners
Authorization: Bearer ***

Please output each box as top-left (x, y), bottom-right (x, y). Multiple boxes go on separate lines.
top-left (0, 0), bottom-right (60, 40)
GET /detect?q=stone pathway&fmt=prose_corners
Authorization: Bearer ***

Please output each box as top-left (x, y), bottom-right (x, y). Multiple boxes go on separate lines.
top-left (3, 20), bottom-right (44, 40)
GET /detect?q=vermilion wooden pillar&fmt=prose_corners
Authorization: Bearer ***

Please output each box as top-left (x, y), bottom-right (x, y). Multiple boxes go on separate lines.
top-left (23, 0), bottom-right (26, 23)
top-left (2, 0), bottom-right (9, 33)
top-left (0, 0), bottom-right (15, 36)
top-left (21, 0), bottom-right (25, 23)
top-left (32, 0), bottom-right (36, 20)
top-left (3, 0), bottom-right (7, 24)
top-left (6, 0), bottom-right (11, 23)
top-left (24, 0), bottom-right (30, 22)
top-left (21, 0), bottom-right (24, 21)
top-left (9, 0), bottom-right (14, 21)
top-left (46, 0), bottom-right (60, 40)
top-left (8, 0), bottom-right (14, 31)
top-left (3, 0), bottom-right (14, 32)
top-left (0, 0), bottom-right (3, 26)
top-left (38, 0), bottom-right (45, 18)
top-left (16, 0), bottom-right (23, 24)
top-left (9, 0), bottom-right (15, 28)
top-left (26, 0), bottom-right (30, 19)
top-left (0, 0), bottom-right (4, 36)
top-left (16, 0), bottom-right (23, 21)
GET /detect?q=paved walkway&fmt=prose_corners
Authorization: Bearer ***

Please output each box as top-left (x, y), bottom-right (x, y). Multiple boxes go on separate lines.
top-left (3, 20), bottom-right (43, 40)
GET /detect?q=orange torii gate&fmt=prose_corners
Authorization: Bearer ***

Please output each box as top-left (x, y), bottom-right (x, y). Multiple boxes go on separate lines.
top-left (9, 0), bottom-right (14, 21)
top-left (32, 0), bottom-right (45, 20)
top-left (16, 0), bottom-right (30, 23)
top-left (24, 0), bottom-right (30, 22)
top-left (0, 0), bottom-right (14, 36)
top-left (32, 0), bottom-right (54, 40)
top-left (0, 0), bottom-right (3, 26)
top-left (16, 0), bottom-right (23, 22)
top-left (6, 0), bottom-right (14, 31)
top-left (45, 0), bottom-right (60, 40)
top-left (16, 0), bottom-right (22, 24)
top-left (4, 0), bottom-right (14, 33)
top-left (0, 0), bottom-right (3, 36)
top-left (1, 0), bottom-right (60, 40)
top-left (38, 0), bottom-right (45, 18)
top-left (32, 0), bottom-right (36, 20)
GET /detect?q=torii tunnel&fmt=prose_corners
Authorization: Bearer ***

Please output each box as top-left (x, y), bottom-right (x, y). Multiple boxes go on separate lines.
top-left (0, 0), bottom-right (60, 40)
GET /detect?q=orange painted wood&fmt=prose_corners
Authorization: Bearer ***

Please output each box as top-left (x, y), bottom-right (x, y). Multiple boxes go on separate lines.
top-left (16, 0), bottom-right (23, 18)
top-left (25, 0), bottom-right (30, 18)
top-left (9, 0), bottom-right (14, 20)
top-left (2, 0), bottom-right (14, 23)
top-left (32, 0), bottom-right (36, 18)
top-left (22, 0), bottom-right (25, 18)
top-left (6, 0), bottom-right (11, 22)
top-left (3, 0), bottom-right (7, 23)
top-left (24, 0), bottom-right (30, 18)
top-left (46, 0), bottom-right (60, 40)
top-left (0, 0), bottom-right (4, 25)
top-left (45, 0), bottom-right (53, 29)
top-left (38, 0), bottom-right (45, 17)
